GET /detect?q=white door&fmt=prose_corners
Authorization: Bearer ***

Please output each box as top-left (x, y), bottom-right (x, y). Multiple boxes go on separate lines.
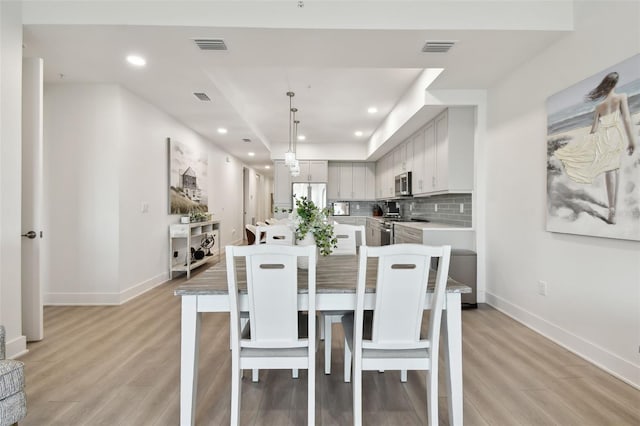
top-left (243, 167), bottom-right (251, 226)
top-left (21, 58), bottom-right (44, 341)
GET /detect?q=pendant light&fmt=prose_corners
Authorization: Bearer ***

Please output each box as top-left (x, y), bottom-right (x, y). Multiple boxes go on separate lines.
top-left (290, 116), bottom-right (301, 177)
top-left (284, 91), bottom-right (296, 166)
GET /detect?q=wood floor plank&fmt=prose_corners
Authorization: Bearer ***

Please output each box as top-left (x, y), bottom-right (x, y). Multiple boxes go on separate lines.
top-left (17, 266), bottom-right (640, 425)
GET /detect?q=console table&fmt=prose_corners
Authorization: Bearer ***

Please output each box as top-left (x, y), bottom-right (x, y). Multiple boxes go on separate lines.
top-left (169, 220), bottom-right (220, 279)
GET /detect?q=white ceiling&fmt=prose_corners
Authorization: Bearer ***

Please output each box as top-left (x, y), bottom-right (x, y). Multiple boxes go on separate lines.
top-left (23, 22), bottom-right (567, 175)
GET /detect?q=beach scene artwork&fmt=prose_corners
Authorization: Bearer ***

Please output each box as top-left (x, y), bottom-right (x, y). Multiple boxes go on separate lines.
top-left (168, 138), bottom-right (209, 214)
top-left (546, 54), bottom-right (640, 241)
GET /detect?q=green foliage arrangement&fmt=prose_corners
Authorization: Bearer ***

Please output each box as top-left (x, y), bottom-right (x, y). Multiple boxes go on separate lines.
top-left (293, 197), bottom-right (337, 256)
top-left (189, 210), bottom-right (211, 222)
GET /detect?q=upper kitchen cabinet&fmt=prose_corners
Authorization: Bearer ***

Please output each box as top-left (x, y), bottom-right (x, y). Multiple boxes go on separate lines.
top-left (291, 160), bottom-right (328, 182)
top-left (411, 128), bottom-right (427, 194)
top-left (375, 153), bottom-right (394, 199)
top-left (328, 162), bottom-right (376, 200)
top-left (352, 162), bottom-right (376, 200)
top-left (273, 160), bottom-right (292, 207)
top-left (413, 107), bottom-right (475, 195)
top-left (392, 140), bottom-right (413, 175)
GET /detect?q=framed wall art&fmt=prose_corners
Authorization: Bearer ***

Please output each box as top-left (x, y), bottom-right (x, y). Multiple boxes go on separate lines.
top-left (546, 54), bottom-right (640, 241)
top-left (168, 137), bottom-right (209, 214)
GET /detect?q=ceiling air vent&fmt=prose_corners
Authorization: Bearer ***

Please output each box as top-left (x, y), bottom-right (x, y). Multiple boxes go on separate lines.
top-left (193, 92), bottom-right (211, 101)
top-left (422, 40), bottom-right (456, 53)
top-left (242, 138), bottom-right (252, 143)
top-left (194, 39), bottom-right (228, 51)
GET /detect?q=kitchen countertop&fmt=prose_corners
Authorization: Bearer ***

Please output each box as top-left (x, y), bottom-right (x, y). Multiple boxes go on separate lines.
top-left (333, 215), bottom-right (471, 229)
top-left (393, 221), bottom-right (473, 230)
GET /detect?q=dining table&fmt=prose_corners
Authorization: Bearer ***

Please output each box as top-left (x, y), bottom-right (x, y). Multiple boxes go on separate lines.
top-left (175, 253), bottom-right (470, 426)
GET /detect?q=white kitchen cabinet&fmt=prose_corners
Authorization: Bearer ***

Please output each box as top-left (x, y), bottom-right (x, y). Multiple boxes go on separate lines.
top-left (351, 163), bottom-right (366, 199)
top-left (434, 111), bottom-right (449, 192)
top-left (328, 162), bottom-right (376, 200)
top-left (375, 153), bottom-right (393, 199)
top-left (327, 163), bottom-right (340, 199)
top-left (413, 107), bottom-right (474, 195)
top-left (274, 160), bottom-right (292, 208)
top-left (392, 140), bottom-right (414, 176)
top-left (411, 129), bottom-right (426, 194)
top-left (365, 162), bottom-right (376, 200)
top-left (393, 145), bottom-right (405, 175)
top-left (338, 163), bottom-right (353, 198)
top-left (292, 160), bottom-right (328, 182)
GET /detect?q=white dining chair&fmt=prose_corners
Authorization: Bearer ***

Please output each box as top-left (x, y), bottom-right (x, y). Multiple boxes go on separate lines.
top-left (321, 224), bottom-right (366, 375)
top-left (226, 244), bottom-right (317, 426)
top-left (255, 224), bottom-right (295, 246)
top-left (341, 243), bottom-right (451, 426)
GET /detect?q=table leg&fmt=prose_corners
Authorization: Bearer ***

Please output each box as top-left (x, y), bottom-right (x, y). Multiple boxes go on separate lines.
top-left (443, 292), bottom-right (463, 426)
top-left (181, 296), bottom-right (201, 426)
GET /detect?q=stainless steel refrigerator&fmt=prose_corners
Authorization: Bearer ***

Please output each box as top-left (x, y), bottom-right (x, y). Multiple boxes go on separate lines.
top-left (292, 183), bottom-right (327, 210)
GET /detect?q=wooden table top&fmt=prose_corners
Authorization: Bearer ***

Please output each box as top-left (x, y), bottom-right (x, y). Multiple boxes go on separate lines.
top-left (175, 254), bottom-right (471, 296)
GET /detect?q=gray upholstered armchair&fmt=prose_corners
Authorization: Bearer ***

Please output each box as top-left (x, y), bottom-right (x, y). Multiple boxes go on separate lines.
top-left (0, 326), bottom-right (26, 426)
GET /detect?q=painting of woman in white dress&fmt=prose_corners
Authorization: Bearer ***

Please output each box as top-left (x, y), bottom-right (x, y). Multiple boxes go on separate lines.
top-left (547, 54), bottom-right (640, 241)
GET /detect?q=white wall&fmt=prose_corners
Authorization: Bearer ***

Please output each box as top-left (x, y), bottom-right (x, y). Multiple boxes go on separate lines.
top-left (44, 83), bottom-right (249, 305)
top-left (484, 1), bottom-right (640, 386)
top-left (43, 84), bottom-right (121, 303)
top-left (0, 1), bottom-right (27, 357)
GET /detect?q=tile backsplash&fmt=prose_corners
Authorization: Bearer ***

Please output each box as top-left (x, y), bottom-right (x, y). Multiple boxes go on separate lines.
top-left (328, 193), bottom-right (472, 227)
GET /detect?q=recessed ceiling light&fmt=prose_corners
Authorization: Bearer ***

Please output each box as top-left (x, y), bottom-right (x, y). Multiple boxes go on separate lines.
top-left (367, 107), bottom-right (378, 114)
top-left (354, 131), bottom-right (363, 137)
top-left (126, 55), bottom-right (146, 67)
top-left (248, 152), bottom-right (255, 157)
top-left (217, 128), bottom-right (228, 134)
top-left (265, 165), bottom-right (271, 169)
top-left (297, 135), bottom-right (306, 141)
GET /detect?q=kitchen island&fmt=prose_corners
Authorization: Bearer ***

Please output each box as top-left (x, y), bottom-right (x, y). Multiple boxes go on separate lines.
top-left (393, 220), bottom-right (475, 250)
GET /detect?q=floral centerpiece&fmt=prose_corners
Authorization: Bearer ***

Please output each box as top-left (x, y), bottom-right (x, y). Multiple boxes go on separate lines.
top-left (292, 196), bottom-right (337, 256)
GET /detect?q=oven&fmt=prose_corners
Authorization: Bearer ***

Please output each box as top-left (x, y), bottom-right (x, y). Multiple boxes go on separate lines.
top-left (381, 222), bottom-right (393, 246)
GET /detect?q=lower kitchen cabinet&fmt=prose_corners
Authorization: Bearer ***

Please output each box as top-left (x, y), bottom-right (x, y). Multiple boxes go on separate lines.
top-left (392, 222), bottom-right (476, 250)
top-left (393, 224), bottom-right (422, 244)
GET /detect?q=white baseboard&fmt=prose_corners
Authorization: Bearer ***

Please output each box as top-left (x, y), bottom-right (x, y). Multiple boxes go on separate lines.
top-left (45, 272), bottom-right (170, 306)
top-left (45, 291), bottom-right (122, 305)
top-left (6, 335), bottom-right (28, 359)
top-left (119, 272), bottom-right (169, 304)
top-left (485, 292), bottom-right (640, 389)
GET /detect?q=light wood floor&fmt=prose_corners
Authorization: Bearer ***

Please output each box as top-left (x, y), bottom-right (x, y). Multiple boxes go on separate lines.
top-left (19, 264), bottom-right (639, 425)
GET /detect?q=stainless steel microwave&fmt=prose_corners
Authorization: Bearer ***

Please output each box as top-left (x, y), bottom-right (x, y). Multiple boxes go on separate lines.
top-left (395, 172), bottom-right (412, 196)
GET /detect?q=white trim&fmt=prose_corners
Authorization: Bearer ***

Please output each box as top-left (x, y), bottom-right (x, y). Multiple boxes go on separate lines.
top-left (119, 272), bottom-right (169, 304)
top-left (6, 335), bottom-right (28, 359)
top-left (485, 292), bottom-right (640, 389)
top-left (44, 272), bottom-right (169, 306)
top-left (45, 291), bottom-right (122, 306)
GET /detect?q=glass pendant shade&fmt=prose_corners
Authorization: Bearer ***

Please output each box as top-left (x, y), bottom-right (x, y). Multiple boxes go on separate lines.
top-left (285, 91), bottom-right (296, 167)
top-left (284, 150), bottom-right (296, 166)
